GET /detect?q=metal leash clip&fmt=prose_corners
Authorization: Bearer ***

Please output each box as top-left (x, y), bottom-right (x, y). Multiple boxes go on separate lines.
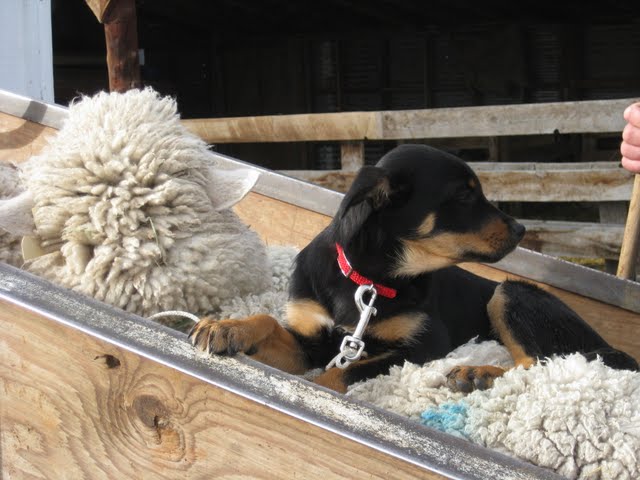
top-left (326, 284), bottom-right (378, 370)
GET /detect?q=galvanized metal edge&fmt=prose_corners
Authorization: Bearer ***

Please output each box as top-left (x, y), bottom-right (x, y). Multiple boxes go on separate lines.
top-left (0, 88), bottom-right (67, 128)
top-left (1, 88), bottom-right (639, 312)
top-left (0, 263), bottom-right (561, 480)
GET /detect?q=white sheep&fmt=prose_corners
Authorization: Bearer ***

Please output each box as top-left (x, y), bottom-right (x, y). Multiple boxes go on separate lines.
top-left (0, 88), bottom-right (271, 319)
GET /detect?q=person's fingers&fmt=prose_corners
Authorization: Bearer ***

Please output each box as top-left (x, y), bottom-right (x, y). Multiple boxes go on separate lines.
top-left (621, 141), bottom-right (640, 162)
top-left (622, 122), bottom-right (640, 147)
top-left (623, 102), bottom-right (640, 127)
top-left (621, 156), bottom-right (640, 174)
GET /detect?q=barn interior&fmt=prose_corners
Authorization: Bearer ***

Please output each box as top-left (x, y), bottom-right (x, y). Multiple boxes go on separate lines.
top-left (51, 1), bottom-right (640, 266)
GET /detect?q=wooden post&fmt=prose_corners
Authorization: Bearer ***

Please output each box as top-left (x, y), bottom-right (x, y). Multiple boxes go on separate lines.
top-left (85, 0), bottom-right (141, 92)
top-left (340, 141), bottom-right (365, 171)
top-left (617, 175), bottom-right (640, 280)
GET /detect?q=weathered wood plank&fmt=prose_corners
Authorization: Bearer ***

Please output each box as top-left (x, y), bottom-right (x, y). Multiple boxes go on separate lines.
top-left (0, 111), bottom-right (57, 162)
top-left (183, 98), bottom-right (636, 143)
top-left (381, 98), bottom-right (635, 139)
top-left (0, 299), bottom-right (446, 480)
top-left (519, 220), bottom-right (624, 260)
top-left (340, 140), bottom-right (365, 171)
top-left (281, 162), bottom-right (635, 202)
top-left (235, 192), bottom-right (331, 250)
top-left (182, 111), bottom-right (381, 143)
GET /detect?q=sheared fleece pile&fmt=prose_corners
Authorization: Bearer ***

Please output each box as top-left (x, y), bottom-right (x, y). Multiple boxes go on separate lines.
top-left (349, 341), bottom-right (640, 480)
top-left (0, 164), bottom-right (24, 267)
top-left (0, 88), bottom-right (270, 317)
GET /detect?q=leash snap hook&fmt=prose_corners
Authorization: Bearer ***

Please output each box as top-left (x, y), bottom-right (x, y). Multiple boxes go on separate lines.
top-left (325, 284), bottom-right (378, 371)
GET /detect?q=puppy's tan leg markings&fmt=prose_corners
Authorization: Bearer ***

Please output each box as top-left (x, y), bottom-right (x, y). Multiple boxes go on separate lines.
top-left (313, 368), bottom-right (348, 393)
top-left (285, 299), bottom-right (334, 337)
top-left (368, 313), bottom-right (426, 344)
top-left (488, 285), bottom-right (536, 369)
top-left (189, 314), bottom-right (307, 374)
top-left (313, 353), bottom-right (393, 393)
top-left (446, 284), bottom-right (538, 393)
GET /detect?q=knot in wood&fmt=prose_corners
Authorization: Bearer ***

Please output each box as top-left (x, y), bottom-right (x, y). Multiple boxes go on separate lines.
top-left (133, 395), bottom-right (169, 429)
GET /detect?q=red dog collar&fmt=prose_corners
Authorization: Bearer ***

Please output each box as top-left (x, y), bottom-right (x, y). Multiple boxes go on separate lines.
top-left (335, 243), bottom-right (397, 299)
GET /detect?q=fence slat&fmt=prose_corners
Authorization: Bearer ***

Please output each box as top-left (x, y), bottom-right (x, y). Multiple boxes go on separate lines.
top-left (182, 98), bottom-right (636, 143)
top-left (280, 162), bottom-right (635, 202)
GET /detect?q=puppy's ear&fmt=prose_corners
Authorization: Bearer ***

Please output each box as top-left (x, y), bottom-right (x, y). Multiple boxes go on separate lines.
top-left (336, 166), bottom-right (409, 244)
top-left (338, 166), bottom-right (392, 216)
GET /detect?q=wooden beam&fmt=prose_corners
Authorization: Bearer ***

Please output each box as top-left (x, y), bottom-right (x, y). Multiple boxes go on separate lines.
top-left (519, 220), bottom-right (626, 260)
top-left (280, 162), bottom-right (635, 202)
top-left (182, 98), bottom-right (636, 143)
top-left (182, 111), bottom-right (381, 143)
top-left (102, 0), bottom-right (141, 92)
top-left (340, 141), bottom-right (365, 171)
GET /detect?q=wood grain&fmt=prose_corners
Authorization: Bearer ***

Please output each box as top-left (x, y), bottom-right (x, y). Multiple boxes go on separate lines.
top-left (103, 0), bottom-right (142, 93)
top-left (234, 192), bottom-right (331, 250)
top-left (0, 299), bottom-right (446, 479)
top-left (0, 111), bottom-right (57, 163)
top-left (182, 98), bottom-right (634, 143)
top-left (518, 220), bottom-right (626, 260)
top-left (281, 162), bottom-right (635, 202)
top-left (617, 175), bottom-right (640, 279)
top-left (340, 141), bottom-right (365, 171)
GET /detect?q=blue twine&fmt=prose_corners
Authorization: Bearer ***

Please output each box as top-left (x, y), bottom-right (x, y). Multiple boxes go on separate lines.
top-left (420, 403), bottom-right (469, 439)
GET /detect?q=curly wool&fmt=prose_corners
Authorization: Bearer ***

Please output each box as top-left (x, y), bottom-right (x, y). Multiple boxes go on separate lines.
top-left (17, 88), bottom-right (270, 317)
top-left (462, 354), bottom-right (640, 480)
top-left (348, 340), bottom-right (640, 480)
top-left (0, 164), bottom-right (24, 267)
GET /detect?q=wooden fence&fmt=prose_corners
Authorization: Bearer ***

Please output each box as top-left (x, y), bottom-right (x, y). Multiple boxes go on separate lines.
top-left (183, 98), bottom-right (639, 266)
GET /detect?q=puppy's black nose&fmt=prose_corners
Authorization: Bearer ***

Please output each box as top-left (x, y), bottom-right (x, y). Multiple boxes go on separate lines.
top-left (511, 222), bottom-right (526, 240)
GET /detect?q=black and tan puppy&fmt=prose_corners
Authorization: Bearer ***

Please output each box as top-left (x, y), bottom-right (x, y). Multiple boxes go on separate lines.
top-left (190, 144), bottom-right (638, 393)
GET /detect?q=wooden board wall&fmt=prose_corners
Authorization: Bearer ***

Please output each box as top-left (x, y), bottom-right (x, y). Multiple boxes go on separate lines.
top-left (0, 299), bottom-right (446, 479)
top-left (0, 111), bottom-right (57, 162)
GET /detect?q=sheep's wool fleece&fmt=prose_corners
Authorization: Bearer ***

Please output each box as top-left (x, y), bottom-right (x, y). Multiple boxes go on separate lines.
top-left (19, 88), bottom-right (270, 317)
top-left (0, 164), bottom-right (24, 267)
top-left (349, 341), bottom-right (640, 480)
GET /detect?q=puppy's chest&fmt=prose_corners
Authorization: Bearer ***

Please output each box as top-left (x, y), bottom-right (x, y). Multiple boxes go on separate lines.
top-left (330, 294), bottom-right (425, 330)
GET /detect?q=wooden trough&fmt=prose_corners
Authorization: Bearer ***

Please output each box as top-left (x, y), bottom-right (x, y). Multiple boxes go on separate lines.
top-left (1, 89), bottom-right (640, 479)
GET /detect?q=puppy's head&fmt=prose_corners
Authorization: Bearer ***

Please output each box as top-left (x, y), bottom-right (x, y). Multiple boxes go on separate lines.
top-left (335, 144), bottom-right (525, 277)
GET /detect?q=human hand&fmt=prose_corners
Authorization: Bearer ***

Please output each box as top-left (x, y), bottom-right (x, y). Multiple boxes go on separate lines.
top-left (621, 102), bottom-right (640, 174)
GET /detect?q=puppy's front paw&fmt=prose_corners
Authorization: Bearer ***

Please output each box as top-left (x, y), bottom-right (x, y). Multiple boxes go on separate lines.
top-left (446, 365), bottom-right (505, 393)
top-left (189, 317), bottom-right (257, 356)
